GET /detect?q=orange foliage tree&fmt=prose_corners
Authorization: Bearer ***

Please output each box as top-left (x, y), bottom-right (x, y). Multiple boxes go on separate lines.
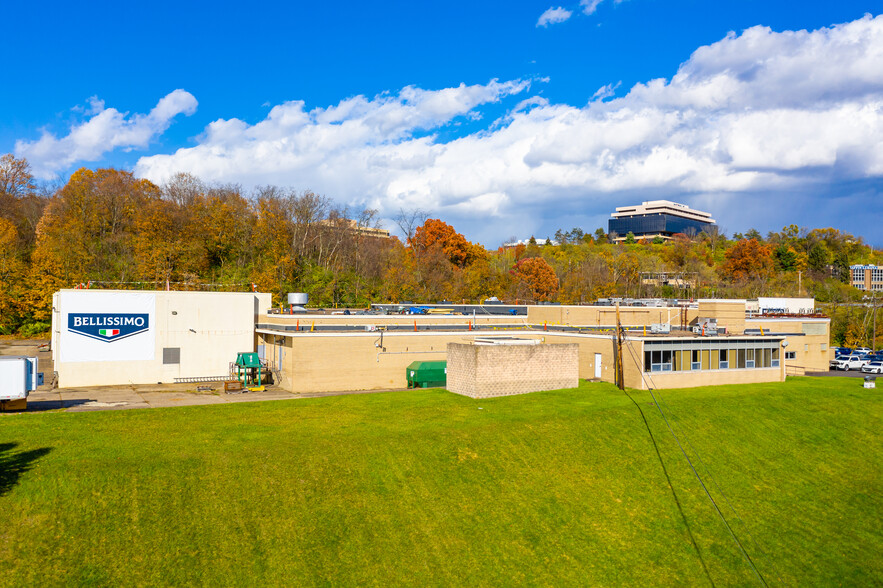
top-left (0, 218), bottom-right (25, 332)
top-left (720, 239), bottom-right (775, 282)
top-left (28, 168), bottom-right (161, 317)
top-left (411, 219), bottom-right (486, 268)
top-left (511, 257), bottom-right (559, 301)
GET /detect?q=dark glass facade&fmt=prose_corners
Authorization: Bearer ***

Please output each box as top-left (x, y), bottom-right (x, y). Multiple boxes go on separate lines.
top-left (609, 213), bottom-right (713, 238)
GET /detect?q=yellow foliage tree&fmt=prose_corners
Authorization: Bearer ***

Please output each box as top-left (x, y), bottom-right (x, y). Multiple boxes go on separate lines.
top-left (0, 218), bottom-right (24, 331)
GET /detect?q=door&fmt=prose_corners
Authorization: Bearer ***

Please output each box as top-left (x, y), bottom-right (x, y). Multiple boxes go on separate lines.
top-left (594, 353), bottom-right (602, 379)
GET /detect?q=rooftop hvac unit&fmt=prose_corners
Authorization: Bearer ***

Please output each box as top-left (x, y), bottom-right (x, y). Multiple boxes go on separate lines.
top-left (287, 292), bottom-right (308, 305)
top-left (649, 323), bottom-right (671, 334)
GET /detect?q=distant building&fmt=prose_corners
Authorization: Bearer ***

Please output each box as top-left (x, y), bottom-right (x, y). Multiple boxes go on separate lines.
top-left (850, 264), bottom-right (883, 291)
top-left (502, 237), bottom-right (559, 247)
top-left (608, 200), bottom-right (715, 241)
top-left (318, 218), bottom-right (390, 239)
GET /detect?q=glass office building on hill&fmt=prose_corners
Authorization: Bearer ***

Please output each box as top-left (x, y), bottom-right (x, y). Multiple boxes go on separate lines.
top-left (608, 200), bottom-right (715, 241)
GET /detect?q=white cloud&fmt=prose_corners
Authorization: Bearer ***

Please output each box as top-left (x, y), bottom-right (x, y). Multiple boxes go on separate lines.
top-left (16, 90), bottom-right (197, 179)
top-left (537, 7), bottom-right (573, 27)
top-left (132, 15), bottom-right (883, 241)
top-left (13, 14), bottom-right (877, 244)
top-left (580, 0), bottom-right (604, 15)
top-left (131, 15), bottom-right (883, 242)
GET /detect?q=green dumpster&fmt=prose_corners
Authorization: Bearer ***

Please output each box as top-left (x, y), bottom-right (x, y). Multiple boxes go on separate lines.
top-left (406, 360), bottom-right (447, 388)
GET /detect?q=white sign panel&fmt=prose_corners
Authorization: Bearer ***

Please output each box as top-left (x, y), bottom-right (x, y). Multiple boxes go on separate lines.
top-left (59, 292), bottom-right (156, 363)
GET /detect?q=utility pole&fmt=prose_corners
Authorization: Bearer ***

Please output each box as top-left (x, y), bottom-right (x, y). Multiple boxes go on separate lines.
top-left (614, 302), bottom-right (625, 390)
top-left (874, 293), bottom-right (879, 351)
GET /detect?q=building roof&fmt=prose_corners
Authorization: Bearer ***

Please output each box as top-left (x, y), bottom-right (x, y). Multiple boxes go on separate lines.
top-left (611, 200), bottom-right (715, 224)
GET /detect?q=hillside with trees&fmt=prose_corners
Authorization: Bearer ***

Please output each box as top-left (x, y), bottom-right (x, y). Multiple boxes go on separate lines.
top-left (1, 154), bottom-right (880, 346)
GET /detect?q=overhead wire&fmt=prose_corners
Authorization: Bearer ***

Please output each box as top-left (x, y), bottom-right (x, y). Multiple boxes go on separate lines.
top-left (620, 333), bottom-right (770, 587)
top-left (635, 354), bottom-right (782, 585)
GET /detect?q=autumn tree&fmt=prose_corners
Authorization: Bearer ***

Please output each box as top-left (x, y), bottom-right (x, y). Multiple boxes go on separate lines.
top-left (807, 241), bottom-right (832, 275)
top-left (0, 154), bottom-right (36, 200)
top-left (0, 154), bottom-right (47, 250)
top-left (0, 218), bottom-right (25, 332)
top-left (511, 257), bottom-right (559, 301)
top-left (411, 219), bottom-right (486, 268)
top-left (28, 168), bottom-right (161, 316)
top-left (720, 239), bottom-right (775, 282)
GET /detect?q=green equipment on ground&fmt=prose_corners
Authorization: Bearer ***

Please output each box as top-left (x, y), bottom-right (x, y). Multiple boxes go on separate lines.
top-left (233, 352), bottom-right (268, 387)
top-left (406, 360), bottom-right (447, 388)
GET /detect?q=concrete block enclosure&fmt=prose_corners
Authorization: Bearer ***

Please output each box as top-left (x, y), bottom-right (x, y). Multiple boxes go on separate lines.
top-left (52, 291), bottom-right (826, 392)
top-left (446, 342), bottom-right (579, 398)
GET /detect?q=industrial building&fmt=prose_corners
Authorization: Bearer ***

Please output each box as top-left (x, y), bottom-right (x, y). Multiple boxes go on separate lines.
top-left (256, 298), bottom-right (827, 393)
top-left (608, 200), bottom-right (715, 241)
top-left (52, 290), bottom-right (271, 388)
top-left (50, 290), bottom-right (829, 393)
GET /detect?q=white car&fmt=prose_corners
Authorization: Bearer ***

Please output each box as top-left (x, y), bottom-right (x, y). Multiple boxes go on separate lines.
top-left (862, 361), bottom-right (883, 374)
top-left (830, 355), bottom-right (869, 371)
top-left (854, 347), bottom-right (872, 355)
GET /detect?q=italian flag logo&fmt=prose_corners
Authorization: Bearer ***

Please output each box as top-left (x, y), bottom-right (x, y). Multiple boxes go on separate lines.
top-left (99, 329), bottom-right (120, 337)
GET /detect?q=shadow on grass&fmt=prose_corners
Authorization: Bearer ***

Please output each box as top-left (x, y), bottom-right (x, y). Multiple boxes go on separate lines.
top-left (0, 442), bottom-right (53, 497)
top-left (623, 393), bottom-right (717, 588)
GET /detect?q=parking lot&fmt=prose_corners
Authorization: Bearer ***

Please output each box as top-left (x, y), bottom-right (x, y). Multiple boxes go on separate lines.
top-left (808, 369), bottom-right (879, 378)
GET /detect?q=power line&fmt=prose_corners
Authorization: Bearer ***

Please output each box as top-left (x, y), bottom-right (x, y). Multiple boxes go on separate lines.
top-left (621, 335), bottom-right (769, 587)
top-left (632, 347), bottom-right (782, 584)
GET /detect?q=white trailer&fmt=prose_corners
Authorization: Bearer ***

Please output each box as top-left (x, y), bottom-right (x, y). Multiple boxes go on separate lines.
top-left (0, 356), bottom-right (39, 411)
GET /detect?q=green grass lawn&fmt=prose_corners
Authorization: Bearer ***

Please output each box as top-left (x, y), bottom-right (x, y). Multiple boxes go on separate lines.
top-left (1, 377), bottom-right (881, 586)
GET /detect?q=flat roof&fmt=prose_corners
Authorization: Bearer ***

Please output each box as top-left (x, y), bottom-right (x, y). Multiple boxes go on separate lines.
top-left (611, 200), bottom-right (716, 223)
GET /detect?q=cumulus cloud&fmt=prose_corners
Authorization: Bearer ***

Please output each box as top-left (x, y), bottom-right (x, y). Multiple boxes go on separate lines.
top-left (126, 15), bottom-right (883, 243)
top-left (16, 90), bottom-right (197, 179)
top-left (537, 7), bottom-right (573, 27)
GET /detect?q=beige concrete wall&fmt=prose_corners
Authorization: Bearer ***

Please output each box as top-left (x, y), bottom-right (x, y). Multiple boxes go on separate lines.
top-left (527, 305), bottom-right (696, 328)
top-left (745, 317), bottom-right (831, 373)
top-left (56, 291), bottom-right (268, 388)
top-left (542, 333), bottom-right (649, 389)
top-left (697, 300), bottom-right (746, 333)
top-left (261, 327), bottom-right (792, 394)
top-left (260, 331), bottom-right (492, 393)
top-left (447, 343), bottom-right (579, 398)
top-left (646, 366), bottom-right (784, 389)
top-left (261, 314), bottom-right (525, 329)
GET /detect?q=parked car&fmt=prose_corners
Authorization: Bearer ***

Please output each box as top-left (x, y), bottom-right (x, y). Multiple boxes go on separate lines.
top-left (832, 347), bottom-right (852, 356)
top-left (861, 361), bottom-right (883, 374)
top-left (854, 347), bottom-right (872, 355)
top-left (830, 354), bottom-right (870, 371)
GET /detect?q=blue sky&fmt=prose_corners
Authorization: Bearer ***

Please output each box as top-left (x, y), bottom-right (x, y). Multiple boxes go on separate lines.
top-left (3, 1), bottom-right (882, 246)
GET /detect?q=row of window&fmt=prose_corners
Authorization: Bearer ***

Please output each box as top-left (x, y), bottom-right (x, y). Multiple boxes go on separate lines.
top-left (643, 345), bottom-right (780, 373)
top-left (608, 214), bottom-right (713, 237)
top-left (853, 283), bottom-right (883, 291)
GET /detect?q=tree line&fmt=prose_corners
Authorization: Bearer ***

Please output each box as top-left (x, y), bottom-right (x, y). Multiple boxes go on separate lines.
top-left (0, 154), bottom-right (880, 346)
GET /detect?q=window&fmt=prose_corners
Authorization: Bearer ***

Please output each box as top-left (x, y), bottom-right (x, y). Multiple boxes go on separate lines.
top-left (643, 339), bottom-right (781, 373)
top-left (785, 351), bottom-right (796, 360)
top-left (163, 347), bottom-right (180, 365)
top-left (820, 344), bottom-right (827, 351)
